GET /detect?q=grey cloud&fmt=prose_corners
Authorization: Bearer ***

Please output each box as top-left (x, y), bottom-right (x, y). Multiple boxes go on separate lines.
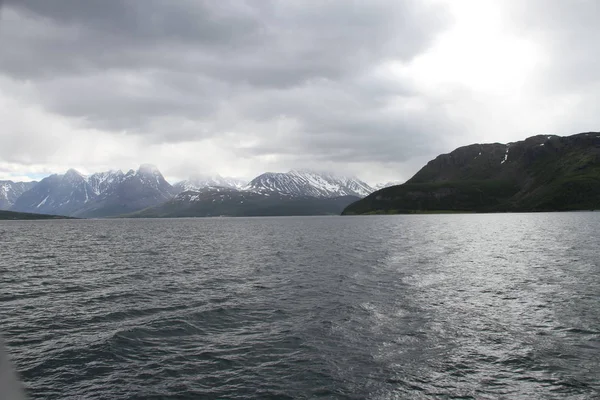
top-left (227, 79), bottom-right (455, 165)
top-left (34, 71), bottom-right (223, 132)
top-left (0, 0), bottom-right (455, 177)
top-left (2, 1), bottom-right (599, 184)
top-left (1, 0), bottom-right (266, 81)
top-left (2, 0), bottom-right (446, 84)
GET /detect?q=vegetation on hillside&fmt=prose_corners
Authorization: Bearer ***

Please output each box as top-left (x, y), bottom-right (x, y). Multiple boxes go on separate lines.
top-left (343, 132), bottom-right (600, 215)
top-left (0, 210), bottom-right (75, 220)
top-left (127, 191), bottom-right (359, 218)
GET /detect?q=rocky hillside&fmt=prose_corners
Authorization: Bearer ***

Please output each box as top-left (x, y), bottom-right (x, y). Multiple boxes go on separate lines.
top-left (343, 132), bottom-right (600, 214)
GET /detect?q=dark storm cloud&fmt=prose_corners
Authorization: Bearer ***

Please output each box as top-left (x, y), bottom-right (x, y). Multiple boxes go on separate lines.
top-left (2, 0), bottom-right (269, 78)
top-left (3, 0), bottom-right (445, 82)
top-left (0, 0), bottom-right (453, 167)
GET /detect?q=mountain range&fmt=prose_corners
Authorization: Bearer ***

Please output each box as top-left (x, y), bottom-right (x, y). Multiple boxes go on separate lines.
top-left (130, 170), bottom-right (371, 218)
top-left (4, 167), bottom-right (376, 218)
top-left (10, 165), bottom-right (176, 218)
top-left (5, 132), bottom-right (598, 218)
top-left (343, 132), bottom-right (600, 214)
top-left (246, 170), bottom-right (372, 198)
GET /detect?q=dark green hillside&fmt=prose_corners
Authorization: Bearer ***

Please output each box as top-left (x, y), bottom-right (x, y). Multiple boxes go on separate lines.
top-left (127, 189), bottom-right (359, 218)
top-left (0, 210), bottom-right (75, 220)
top-left (343, 132), bottom-right (600, 214)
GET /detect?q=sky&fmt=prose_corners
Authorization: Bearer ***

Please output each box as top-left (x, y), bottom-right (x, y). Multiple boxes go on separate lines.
top-left (0, 0), bottom-right (599, 185)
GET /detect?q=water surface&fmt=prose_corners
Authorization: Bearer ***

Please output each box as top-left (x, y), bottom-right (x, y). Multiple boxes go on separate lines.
top-left (1, 214), bottom-right (599, 399)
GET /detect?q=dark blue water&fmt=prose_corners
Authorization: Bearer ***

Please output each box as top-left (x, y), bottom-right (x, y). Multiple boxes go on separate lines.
top-left (1, 214), bottom-right (599, 399)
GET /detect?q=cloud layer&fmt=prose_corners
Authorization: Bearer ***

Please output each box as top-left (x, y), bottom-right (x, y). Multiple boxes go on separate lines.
top-left (0, 0), bottom-right (598, 183)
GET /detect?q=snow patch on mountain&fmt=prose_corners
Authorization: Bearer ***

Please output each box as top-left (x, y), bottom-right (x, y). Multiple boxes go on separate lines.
top-left (374, 181), bottom-right (402, 191)
top-left (11, 165), bottom-right (175, 217)
top-left (246, 170), bottom-right (373, 198)
top-left (174, 175), bottom-right (247, 193)
top-left (0, 180), bottom-right (38, 209)
top-left (87, 170), bottom-right (124, 195)
top-left (8, 166), bottom-right (372, 216)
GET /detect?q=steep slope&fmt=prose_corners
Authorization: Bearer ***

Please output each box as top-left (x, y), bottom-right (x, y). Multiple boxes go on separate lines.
top-left (247, 170), bottom-right (373, 198)
top-left (74, 164), bottom-right (175, 217)
top-left (129, 188), bottom-right (358, 218)
top-left (11, 169), bottom-right (95, 216)
top-left (173, 175), bottom-right (247, 193)
top-left (87, 170), bottom-right (125, 195)
top-left (0, 181), bottom-right (37, 210)
top-left (343, 132), bottom-right (600, 214)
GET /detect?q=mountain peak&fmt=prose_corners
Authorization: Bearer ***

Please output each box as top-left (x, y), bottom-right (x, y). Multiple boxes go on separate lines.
top-left (137, 164), bottom-right (161, 175)
top-left (65, 168), bottom-right (83, 177)
top-left (64, 168), bottom-right (85, 182)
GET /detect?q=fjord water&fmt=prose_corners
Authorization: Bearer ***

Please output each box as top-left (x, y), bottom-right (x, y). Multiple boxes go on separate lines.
top-left (1, 214), bottom-right (599, 399)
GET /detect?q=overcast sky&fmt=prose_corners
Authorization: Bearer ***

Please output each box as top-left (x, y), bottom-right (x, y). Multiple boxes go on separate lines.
top-left (0, 0), bottom-right (598, 184)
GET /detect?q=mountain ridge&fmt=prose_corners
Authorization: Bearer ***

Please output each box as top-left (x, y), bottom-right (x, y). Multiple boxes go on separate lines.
top-left (11, 165), bottom-right (175, 217)
top-left (8, 168), bottom-right (376, 217)
top-left (246, 170), bottom-right (372, 198)
top-left (343, 132), bottom-right (600, 215)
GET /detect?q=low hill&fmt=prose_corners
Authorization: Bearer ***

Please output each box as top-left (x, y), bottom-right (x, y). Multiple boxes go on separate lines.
top-left (343, 132), bottom-right (600, 214)
top-left (128, 188), bottom-right (359, 217)
top-left (0, 210), bottom-right (75, 220)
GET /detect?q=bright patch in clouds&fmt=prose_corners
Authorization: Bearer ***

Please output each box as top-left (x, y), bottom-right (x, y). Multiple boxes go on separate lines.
top-left (415, 0), bottom-right (540, 93)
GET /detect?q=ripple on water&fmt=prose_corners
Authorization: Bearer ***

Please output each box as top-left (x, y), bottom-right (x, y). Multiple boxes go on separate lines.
top-left (1, 214), bottom-right (600, 399)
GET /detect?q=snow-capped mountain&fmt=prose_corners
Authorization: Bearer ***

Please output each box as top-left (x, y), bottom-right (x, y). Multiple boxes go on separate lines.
top-left (71, 164), bottom-right (175, 217)
top-left (11, 169), bottom-right (95, 216)
top-left (87, 170), bottom-right (125, 195)
top-left (173, 175), bottom-right (247, 193)
top-left (11, 165), bottom-right (175, 217)
top-left (132, 169), bottom-right (371, 218)
top-left (122, 164), bottom-right (174, 201)
top-left (246, 170), bottom-right (373, 198)
top-left (7, 166), bottom-right (372, 217)
top-left (0, 180), bottom-right (38, 210)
